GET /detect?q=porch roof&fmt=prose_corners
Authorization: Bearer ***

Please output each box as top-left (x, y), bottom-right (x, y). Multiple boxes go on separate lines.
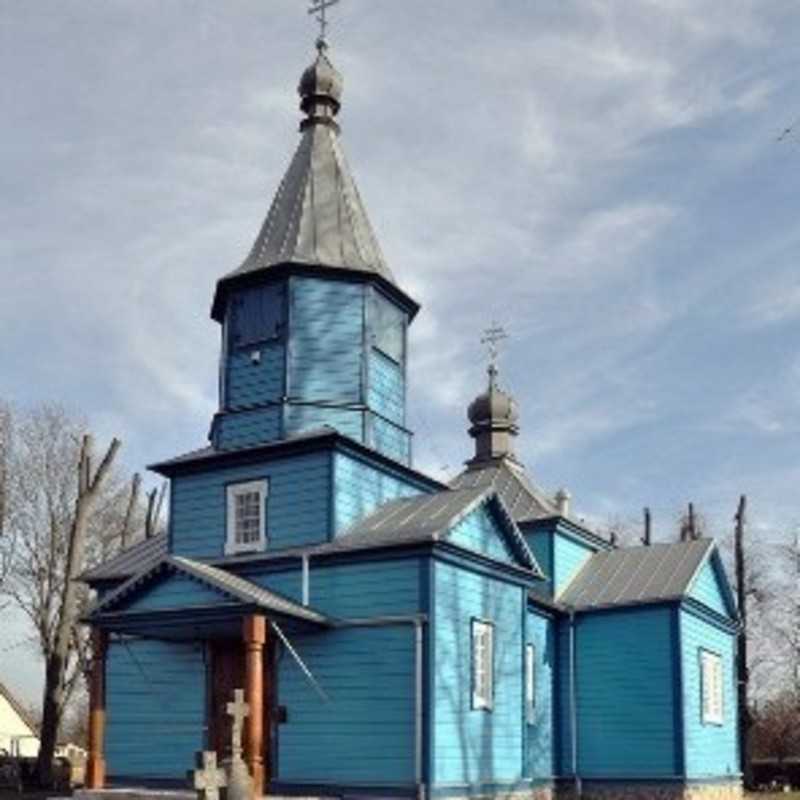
top-left (87, 555), bottom-right (330, 631)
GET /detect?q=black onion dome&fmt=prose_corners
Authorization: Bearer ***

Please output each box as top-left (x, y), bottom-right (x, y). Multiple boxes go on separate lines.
top-left (298, 40), bottom-right (343, 117)
top-left (468, 381), bottom-right (519, 431)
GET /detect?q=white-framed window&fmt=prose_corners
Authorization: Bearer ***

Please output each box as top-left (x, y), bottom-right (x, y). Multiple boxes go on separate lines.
top-left (700, 649), bottom-right (724, 725)
top-left (225, 480), bottom-right (268, 555)
top-left (472, 619), bottom-right (494, 711)
top-left (525, 644), bottom-right (536, 724)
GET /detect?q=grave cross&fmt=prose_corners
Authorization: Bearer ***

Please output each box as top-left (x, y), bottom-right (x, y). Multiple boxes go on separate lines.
top-left (226, 688), bottom-right (250, 762)
top-left (191, 751), bottom-right (227, 800)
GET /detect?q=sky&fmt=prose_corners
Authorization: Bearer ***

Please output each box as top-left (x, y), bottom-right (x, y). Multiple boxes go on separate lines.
top-left (2, 1), bottom-right (800, 704)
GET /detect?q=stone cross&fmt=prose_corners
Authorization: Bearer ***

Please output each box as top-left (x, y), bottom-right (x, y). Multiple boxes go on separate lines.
top-left (191, 751), bottom-right (227, 800)
top-left (226, 688), bottom-right (250, 762)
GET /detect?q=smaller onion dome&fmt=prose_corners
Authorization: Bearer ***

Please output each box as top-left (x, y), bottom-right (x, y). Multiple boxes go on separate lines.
top-left (466, 365), bottom-right (521, 466)
top-left (298, 39), bottom-right (343, 130)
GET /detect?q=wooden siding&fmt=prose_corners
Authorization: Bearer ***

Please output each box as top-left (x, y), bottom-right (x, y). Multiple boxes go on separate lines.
top-left (332, 451), bottom-right (426, 534)
top-left (117, 574), bottom-right (234, 612)
top-left (556, 607), bottom-right (678, 778)
top-left (552, 532), bottom-right (594, 596)
top-left (288, 277), bottom-right (364, 405)
top-left (243, 557), bottom-right (424, 618)
top-left (214, 406), bottom-right (282, 450)
top-left (680, 608), bottom-right (738, 778)
top-left (432, 560), bottom-right (524, 786)
top-left (278, 625), bottom-right (416, 784)
top-left (283, 402), bottom-right (364, 444)
top-left (688, 559), bottom-right (731, 618)
top-left (370, 413), bottom-right (411, 465)
top-left (368, 350), bottom-right (404, 425)
top-left (106, 639), bottom-right (206, 779)
top-left (171, 452), bottom-right (331, 558)
top-left (525, 610), bottom-right (555, 779)
top-left (524, 530), bottom-right (554, 598)
top-left (225, 341), bottom-right (284, 410)
top-left (447, 504), bottom-right (515, 566)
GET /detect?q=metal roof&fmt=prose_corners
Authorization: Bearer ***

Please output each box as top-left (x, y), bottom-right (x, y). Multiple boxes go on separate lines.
top-left (227, 122), bottom-right (394, 287)
top-left (558, 538), bottom-right (715, 611)
top-left (90, 555), bottom-right (329, 627)
top-left (451, 459), bottom-right (559, 522)
top-left (302, 487), bottom-right (541, 574)
top-left (80, 533), bottom-right (168, 582)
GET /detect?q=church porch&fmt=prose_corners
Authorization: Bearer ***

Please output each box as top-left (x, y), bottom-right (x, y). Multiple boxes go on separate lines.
top-left (84, 556), bottom-right (331, 798)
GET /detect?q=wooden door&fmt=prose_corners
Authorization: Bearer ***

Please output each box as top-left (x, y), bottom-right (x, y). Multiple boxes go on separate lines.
top-left (209, 641), bottom-right (274, 777)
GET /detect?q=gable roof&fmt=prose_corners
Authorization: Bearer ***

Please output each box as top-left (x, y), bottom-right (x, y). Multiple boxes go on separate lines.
top-left (558, 538), bottom-right (719, 612)
top-left (307, 487), bottom-right (542, 575)
top-left (450, 459), bottom-right (559, 523)
top-left (0, 681), bottom-right (38, 736)
top-left (89, 555), bottom-right (329, 627)
top-left (80, 533), bottom-right (168, 583)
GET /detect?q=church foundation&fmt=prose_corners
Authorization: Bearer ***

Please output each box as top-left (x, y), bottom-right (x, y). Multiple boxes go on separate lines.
top-left (555, 780), bottom-right (742, 800)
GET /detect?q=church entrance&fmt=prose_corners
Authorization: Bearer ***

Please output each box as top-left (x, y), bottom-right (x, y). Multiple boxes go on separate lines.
top-left (208, 639), bottom-right (275, 781)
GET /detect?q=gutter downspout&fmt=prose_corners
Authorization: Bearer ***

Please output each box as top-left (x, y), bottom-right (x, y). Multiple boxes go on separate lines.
top-left (569, 608), bottom-right (581, 798)
top-left (301, 554), bottom-right (310, 607)
top-left (414, 617), bottom-right (426, 800)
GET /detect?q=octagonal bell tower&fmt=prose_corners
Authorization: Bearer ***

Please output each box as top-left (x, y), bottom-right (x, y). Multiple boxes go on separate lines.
top-left (208, 41), bottom-right (418, 466)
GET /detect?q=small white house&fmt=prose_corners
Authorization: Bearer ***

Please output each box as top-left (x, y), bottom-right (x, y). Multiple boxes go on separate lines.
top-left (0, 681), bottom-right (39, 758)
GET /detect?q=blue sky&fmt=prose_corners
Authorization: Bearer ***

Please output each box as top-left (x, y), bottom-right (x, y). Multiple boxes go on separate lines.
top-left (2, 1), bottom-right (799, 703)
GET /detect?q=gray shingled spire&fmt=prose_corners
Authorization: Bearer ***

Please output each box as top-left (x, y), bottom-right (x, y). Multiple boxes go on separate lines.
top-left (217, 41), bottom-right (396, 297)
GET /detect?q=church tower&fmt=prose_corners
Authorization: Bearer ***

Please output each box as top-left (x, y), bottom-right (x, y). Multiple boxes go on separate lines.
top-left (208, 40), bottom-right (418, 466)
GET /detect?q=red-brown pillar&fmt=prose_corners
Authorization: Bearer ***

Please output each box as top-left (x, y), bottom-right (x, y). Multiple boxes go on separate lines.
top-left (85, 628), bottom-right (108, 789)
top-left (243, 615), bottom-right (267, 798)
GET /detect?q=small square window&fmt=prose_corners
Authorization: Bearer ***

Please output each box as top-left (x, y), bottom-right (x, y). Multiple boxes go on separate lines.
top-left (700, 649), bottom-right (724, 725)
top-left (225, 480), bottom-right (268, 555)
top-left (472, 619), bottom-right (494, 711)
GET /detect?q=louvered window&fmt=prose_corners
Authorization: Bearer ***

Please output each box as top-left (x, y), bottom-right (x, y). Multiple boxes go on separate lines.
top-left (369, 290), bottom-right (405, 364)
top-left (229, 286), bottom-right (284, 348)
top-left (472, 620), bottom-right (494, 711)
top-left (700, 649), bottom-right (724, 725)
top-left (225, 480), bottom-right (268, 555)
top-left (525, 644), bottom-right (536, 724)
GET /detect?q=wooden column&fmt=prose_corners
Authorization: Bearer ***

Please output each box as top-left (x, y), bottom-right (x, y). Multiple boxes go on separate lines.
top-left (243, 615), bottom-right (267, 798)
top-left (85, 628), bottom-right (108, 789)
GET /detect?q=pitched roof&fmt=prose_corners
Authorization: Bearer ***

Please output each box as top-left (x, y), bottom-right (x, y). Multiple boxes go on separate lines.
top-left (450, 459), bottom-right (559, 522)
top-left (558, 538), bottom-right (715, 611)
top-left (302, 487), bottom-right (541, 574)
top-left (232, 123), bottom-right (393, 286)
top-left (90, 556), bottom-right (329, 627)
top-left (0, 681), bottom-right (38, 735)
top-left (80, 533), bottom-right (168, 582)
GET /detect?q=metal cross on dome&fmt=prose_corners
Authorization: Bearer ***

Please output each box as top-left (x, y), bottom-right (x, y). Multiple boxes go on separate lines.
top-left (481, 322), bottom-right (508, 383)
top-left (308, 0), bottom-right (340, 42)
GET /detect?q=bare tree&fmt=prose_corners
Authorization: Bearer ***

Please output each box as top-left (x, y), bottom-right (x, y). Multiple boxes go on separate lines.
top-left (0, 401), bottom-right (11, 588)
top-left (751, 691), bottom-right (800, 765)
top-left (0, 405), bottom-right (127, 785)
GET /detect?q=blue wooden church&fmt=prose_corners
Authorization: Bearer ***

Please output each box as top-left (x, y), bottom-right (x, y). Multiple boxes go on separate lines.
top-left (81, 40), bottom-right (742, 800)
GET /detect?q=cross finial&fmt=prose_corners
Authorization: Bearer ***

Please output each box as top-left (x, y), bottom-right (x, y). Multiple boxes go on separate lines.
top-left (226, 688), bottom-right (250, 762)
top-left (309, 0), bottom-right (340, 47)
top-left (480, 322), bottom-right (508, 388)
